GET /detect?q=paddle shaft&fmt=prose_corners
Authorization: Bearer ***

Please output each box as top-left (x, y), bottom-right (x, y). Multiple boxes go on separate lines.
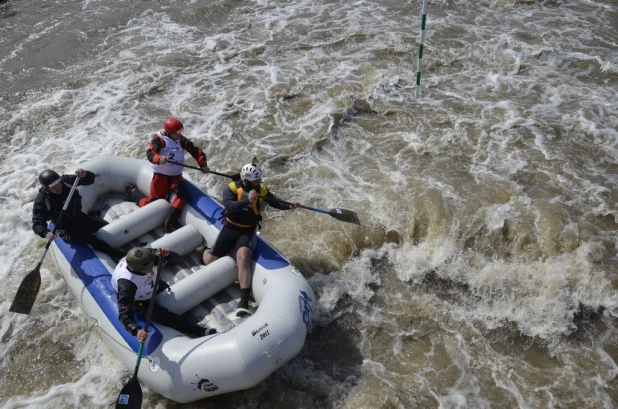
top-left (262, 195), bottom-right (337, 213)
top-left (261, 196), bottom-right (360, 224)
top-left (173, 160), bottom-right (360, 224)
top-left (300, 205), bottom-right (329, 214)
top-left (116, 256), bottom-right (165, 408)
top-left (168, 160), bottom-right (235, 179)
top-left (38, 176), bottom-right (81, 260)
top-left (31, 234), bottom-right (54, 279)
top-left (45, 176), bottom-right (81, 247)
top-left (261, 195), bottom-right (307, 210)
top-left (130, 255), bottom-right (165, 380)
top-left (8, 177), bottom-right (81, 314)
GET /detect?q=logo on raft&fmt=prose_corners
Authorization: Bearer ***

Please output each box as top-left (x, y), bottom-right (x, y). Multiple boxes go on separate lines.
top-left (252, 322), bottom-right (269, 337)
top-left (298, 290), bottom-right (312, 328)
top-left (192, 375), bottom-right (220, 393)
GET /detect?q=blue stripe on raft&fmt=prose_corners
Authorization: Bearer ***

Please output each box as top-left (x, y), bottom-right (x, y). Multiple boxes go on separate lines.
top-left (53, 229), bottom-right (162, 355)
top-left (185, 181), bottom-right (290, 270)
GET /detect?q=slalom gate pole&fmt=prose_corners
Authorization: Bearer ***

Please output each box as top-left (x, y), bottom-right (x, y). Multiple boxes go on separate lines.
top-left (415, 0), bottom-right (429, 98)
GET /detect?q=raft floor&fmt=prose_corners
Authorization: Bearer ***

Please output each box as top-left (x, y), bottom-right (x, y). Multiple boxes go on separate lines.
top-left (96, 193), bottom-right (256, 333)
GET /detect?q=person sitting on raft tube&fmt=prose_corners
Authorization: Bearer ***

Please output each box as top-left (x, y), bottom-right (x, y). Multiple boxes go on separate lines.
top-left (125, 117), bottom-right (209, 233)
top-left (112, 246), bottom-right (217, 342)
top-left (202, 161), bottom-right (298, 317)
top-left (32, 168), bottom-right (125, 259)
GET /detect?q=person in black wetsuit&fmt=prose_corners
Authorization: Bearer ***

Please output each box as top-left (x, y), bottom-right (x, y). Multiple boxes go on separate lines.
top-left (202, 162), bottom-right (298, 316)
top-left (31, 168), bottom-right (125, 259)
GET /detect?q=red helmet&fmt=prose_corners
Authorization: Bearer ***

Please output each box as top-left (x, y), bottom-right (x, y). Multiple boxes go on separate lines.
top-left (163, 118), bottom-right (183, 134)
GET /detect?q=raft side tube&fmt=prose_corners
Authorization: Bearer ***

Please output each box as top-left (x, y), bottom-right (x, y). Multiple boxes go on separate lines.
top-left (79, 155), bottom-right (154, 212)
top-left (156, 256), bottom-right (238, 315)
top-left (95, 199), bottom-right (171, 248)
top-left (170, 310), bottom-right (304, 402)
top-left (149, 224), bottom-right (203, 257)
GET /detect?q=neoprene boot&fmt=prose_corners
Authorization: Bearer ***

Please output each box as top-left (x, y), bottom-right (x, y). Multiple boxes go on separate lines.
top-left (236, 288), bottom-right (252, 316)
top-left (164, 207), bottom-right (182, 233)
top-left (125, 183), bottom-right (145, 205)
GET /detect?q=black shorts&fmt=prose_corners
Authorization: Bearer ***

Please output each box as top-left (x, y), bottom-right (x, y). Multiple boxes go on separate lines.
top-left (208, 224), bottom-right (257, 258)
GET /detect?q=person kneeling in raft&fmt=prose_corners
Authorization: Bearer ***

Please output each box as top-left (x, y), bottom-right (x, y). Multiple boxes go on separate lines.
top-left (112, 246), bottom-right (217, 342)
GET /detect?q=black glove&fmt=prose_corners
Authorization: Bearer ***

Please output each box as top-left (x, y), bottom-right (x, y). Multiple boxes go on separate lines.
top-left (200, 165), bottom-right (210, 174)
top-left (56, 229), bottom-right (71, 242)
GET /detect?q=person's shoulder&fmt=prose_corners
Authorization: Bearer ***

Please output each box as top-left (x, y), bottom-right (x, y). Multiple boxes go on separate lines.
top-left (33, 188), bottom-right (48, 201)
top-left (33, 194), bottom-right (44, 205)
top-left (149, 133), bottom-right (166, 148)
top-left (117, 277), bottom-right (137, 291)
top-left (223, 183), bottom-right (238, 198)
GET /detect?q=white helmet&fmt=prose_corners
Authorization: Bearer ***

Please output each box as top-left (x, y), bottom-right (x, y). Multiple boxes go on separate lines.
top-left (241, 163), bottom-right (262, 181)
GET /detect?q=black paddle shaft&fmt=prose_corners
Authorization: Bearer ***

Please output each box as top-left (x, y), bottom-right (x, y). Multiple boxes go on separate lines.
top-left (261, 196), bottom-right (361, 225)
top-left (168, 160), bottom-right (239, 180)
top-left (170, 160), bottom-right (361, 225)
top-left (9, 177), bottom-right (81, 314)
top-left (115, 255), bottom-right (165, 409)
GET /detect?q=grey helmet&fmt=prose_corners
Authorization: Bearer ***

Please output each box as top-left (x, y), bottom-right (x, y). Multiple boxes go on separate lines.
top-left (126, 247), bottom-right (157, 272)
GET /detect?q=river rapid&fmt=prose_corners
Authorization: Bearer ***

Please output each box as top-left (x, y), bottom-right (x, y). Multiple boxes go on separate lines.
top-left (1, 0), bottom-right (618, 408)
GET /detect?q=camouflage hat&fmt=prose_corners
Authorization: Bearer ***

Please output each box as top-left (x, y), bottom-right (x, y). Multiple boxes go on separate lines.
top-left (126, 247), bottom-right (157, 272)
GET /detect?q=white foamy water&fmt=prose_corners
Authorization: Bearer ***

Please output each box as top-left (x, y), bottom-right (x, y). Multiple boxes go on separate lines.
top-left (1, 0), bottom-right (618, 407)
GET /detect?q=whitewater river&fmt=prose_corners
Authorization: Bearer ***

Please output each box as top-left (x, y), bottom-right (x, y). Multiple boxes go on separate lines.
top-left (1, 0), bottom-right (618, 407)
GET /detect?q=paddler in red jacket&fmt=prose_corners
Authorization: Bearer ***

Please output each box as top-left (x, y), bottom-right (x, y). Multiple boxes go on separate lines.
top-left (125, 117), bottom-right (209, 233)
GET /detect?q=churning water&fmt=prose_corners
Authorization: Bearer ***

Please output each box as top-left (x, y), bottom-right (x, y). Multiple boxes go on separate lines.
top-left (1, 0), bottom-right (618, 407)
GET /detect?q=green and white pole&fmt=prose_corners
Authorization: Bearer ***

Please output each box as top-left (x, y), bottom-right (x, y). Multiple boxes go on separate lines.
top-left (415, 0), bottom-right (429, 98)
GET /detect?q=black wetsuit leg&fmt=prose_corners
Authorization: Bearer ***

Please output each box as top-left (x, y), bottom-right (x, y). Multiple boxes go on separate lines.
top-left (135, 302), bottom-right (205, 337)
top-left (70, 214), bottom-right (125, 259)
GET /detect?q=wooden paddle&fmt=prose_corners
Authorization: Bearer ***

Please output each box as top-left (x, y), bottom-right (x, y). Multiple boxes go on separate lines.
top-left (115, 255), bottom-right (165, 409)
top-left (171, 160), bottom-right (361, 225)
top-left (9, 177), bottom-right (81, 315)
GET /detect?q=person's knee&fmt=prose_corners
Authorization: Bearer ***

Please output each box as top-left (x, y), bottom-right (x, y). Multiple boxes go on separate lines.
top-left (202, 249), bottom-right (217, 265)
top-left (174, 180), bottom-right (189, 200)
top-left (173, 199), bottom-right (187, 210)
top-left (236, 247), bottom-right (252, 266)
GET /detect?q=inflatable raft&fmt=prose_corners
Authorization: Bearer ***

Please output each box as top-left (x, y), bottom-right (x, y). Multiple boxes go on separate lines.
top-left (48, 155), bottom-right (314, 403)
